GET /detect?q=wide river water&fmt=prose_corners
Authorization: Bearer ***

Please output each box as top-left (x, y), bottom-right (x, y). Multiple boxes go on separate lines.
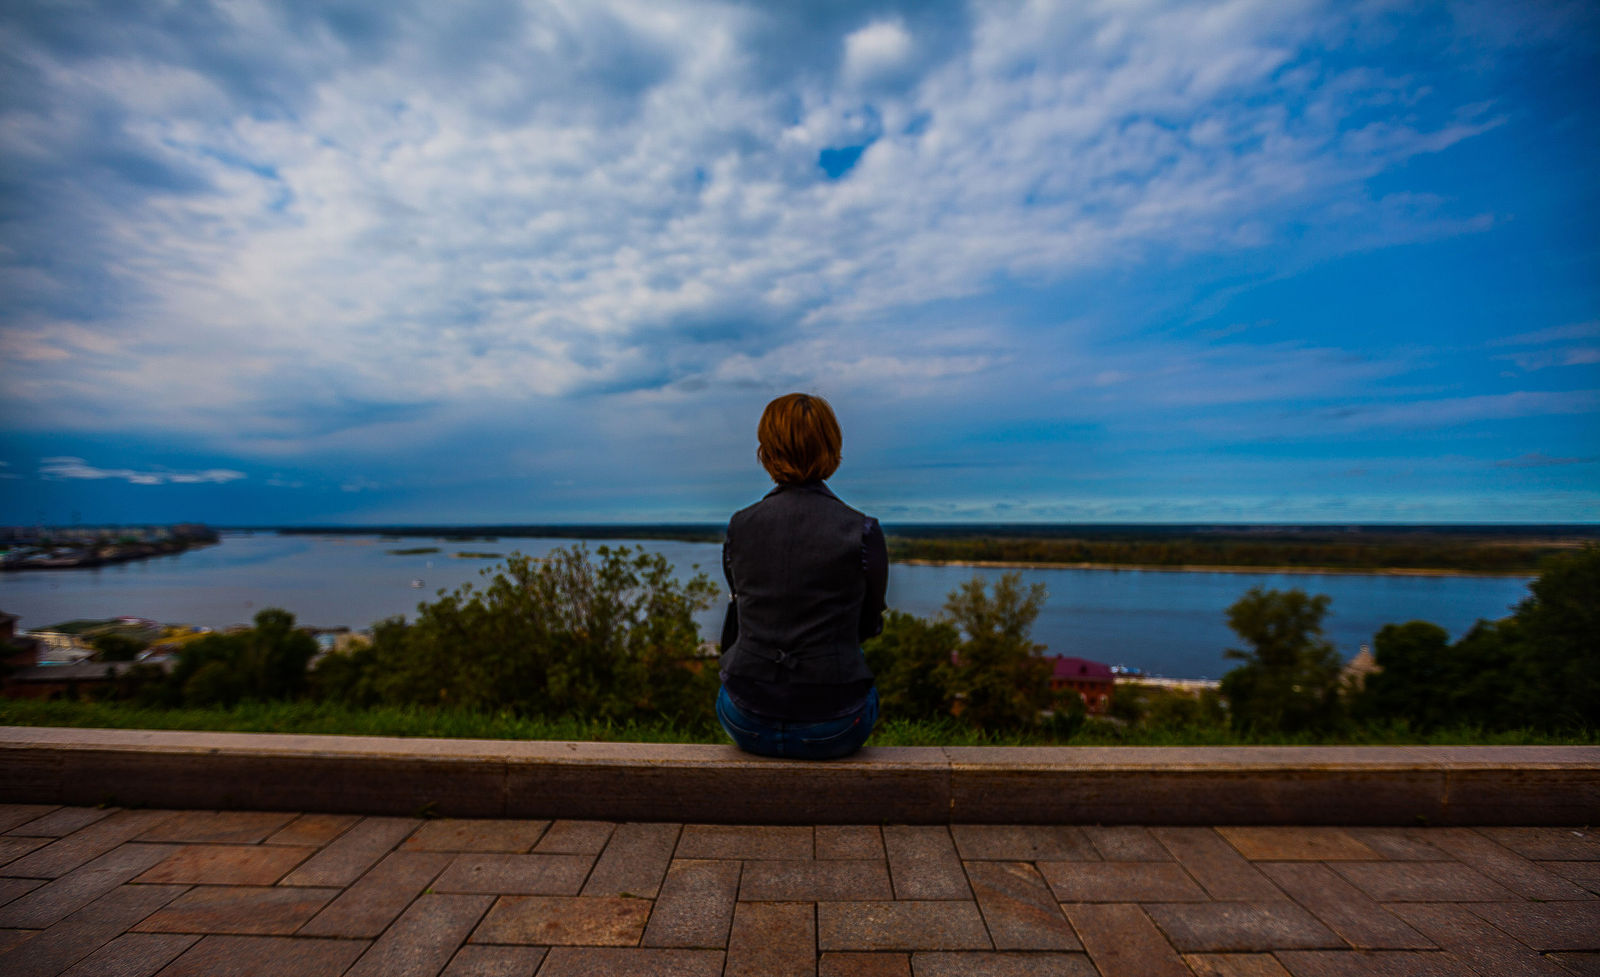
top-left (0, 532), bottom-right (1535, 679)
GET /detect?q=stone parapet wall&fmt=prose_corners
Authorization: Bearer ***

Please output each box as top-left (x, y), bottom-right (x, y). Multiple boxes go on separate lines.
top-left (1, 726), bottom-right (1595, 826)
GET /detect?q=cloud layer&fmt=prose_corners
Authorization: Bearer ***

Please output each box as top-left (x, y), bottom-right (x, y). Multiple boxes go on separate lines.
top-left (1, 0), bottom-right (1596, 522)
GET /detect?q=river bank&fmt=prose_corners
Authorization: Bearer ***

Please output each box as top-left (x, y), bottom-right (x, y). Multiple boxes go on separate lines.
top-left (894, 558), bottom-right (1536, 578)
top-left (0, 533), bottom-right (1536, 679)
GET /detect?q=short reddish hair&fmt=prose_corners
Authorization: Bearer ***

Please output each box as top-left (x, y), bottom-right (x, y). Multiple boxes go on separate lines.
top-left (757, 393), bottom-right (842, 484)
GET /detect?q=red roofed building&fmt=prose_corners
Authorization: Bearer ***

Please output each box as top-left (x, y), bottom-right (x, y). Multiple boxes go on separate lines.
top-left (1048, 655), bottom-right (1114, 715)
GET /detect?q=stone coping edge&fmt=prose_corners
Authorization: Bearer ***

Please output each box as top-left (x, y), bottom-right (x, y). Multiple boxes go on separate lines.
top-left (2, 726), bottom-right (1596, 825)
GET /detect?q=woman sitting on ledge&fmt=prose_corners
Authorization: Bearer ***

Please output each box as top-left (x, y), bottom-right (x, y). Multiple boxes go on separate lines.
top-left (716, 392), bottom-right (887, 760)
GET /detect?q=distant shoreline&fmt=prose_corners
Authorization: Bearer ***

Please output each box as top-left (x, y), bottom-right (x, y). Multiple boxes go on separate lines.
top-left (893, 558), bottom-right (1536, 578)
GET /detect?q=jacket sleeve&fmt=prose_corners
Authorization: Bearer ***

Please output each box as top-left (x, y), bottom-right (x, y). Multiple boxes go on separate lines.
top-left (859, 518), bottom-right (887, 640)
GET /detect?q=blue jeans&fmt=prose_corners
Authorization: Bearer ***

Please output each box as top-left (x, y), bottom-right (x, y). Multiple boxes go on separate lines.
top-left (716, 686), bottom-right (879, 760)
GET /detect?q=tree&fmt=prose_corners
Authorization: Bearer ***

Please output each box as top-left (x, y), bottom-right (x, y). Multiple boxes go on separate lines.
top-left (942, 573), bottom-right (1052, 729)
top-left (90, 632), bottom-right (147, 662)
top-left (368, 545), bottom-right (719, 721)
top-left (1353, 545), bottom-right (1599, 733)
top-left (863, 610), bottom-right (959, 720)
top-left (1358, 621), bottom-right (1452, 728)
top-left (1512, 544), bottom-right (1600, 729)
top-left (167, 608), bottom-right (318, 707)
top-left (1218, 587), bottom-right (1344, 734)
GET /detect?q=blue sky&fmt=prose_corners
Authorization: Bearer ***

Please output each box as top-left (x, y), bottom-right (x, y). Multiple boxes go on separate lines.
top-left (1, 0), bottom-right (1595, 525)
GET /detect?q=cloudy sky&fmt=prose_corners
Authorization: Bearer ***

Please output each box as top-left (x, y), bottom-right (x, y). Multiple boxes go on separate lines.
top-left (1, 0), bottom-right (1596, 526)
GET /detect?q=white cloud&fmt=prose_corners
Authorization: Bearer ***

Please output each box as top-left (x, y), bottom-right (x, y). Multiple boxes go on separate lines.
top-left (37, 457), bottom-right (247, 485)
top-left (843, 19), bottom-right (913, 87)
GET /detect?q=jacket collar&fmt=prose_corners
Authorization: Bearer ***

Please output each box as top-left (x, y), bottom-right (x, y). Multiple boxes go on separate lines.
top-left (763, 479), bottom-right (839, 502)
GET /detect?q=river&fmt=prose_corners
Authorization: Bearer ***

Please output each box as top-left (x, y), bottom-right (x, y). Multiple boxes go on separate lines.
top-left (0, 532), bottom-right (1534, 679)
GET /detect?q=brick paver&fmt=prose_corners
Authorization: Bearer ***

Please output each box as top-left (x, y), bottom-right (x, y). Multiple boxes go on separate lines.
top-left (298, 851), bottom-right (453, 938)
top-left (1144, 901), bottom-right (1344, 951)
top-left (1215, 827), bottom-right (1379, 862)
top-left (402, 819), bottom-right (550, 853)
top-left (1082, 825), bottom-right (1171, 861)
top-left (536, 947), bottom-right (723, 976)
top-left (676, 825), bottom-right (812, 860)
top-left (344, 893), bottom-right (491, 977)
top-left (155, 934), bottom-right (368, 977)
top-left (1343, 828), bottom-right (1451, 862)
top-left (1038, 860), bottom-right (1209, 902)
top-left (56, 932), bottom-right (197, 977)
top-left (953, 824), bottom-right (1099, 861)
top-left (913, 951), bottom-right (1098, 975)
top-left (1153, 828), bottom-right (1284, 901)
top-left (1466, 900), bottom-right (1600, 951)
top-left (1420, 828), bottom-right (1594, 901)
top-left (264, 815), bottom-right (360, 848)
top-left (0, 876), bottom-right (45, 907)
top-left (533, 820), bottom-right (614, 854)
top-left (740, 858), bottom-right (892, 901)
top-left (0, 805), bottom-right (59, 834)
top-left (965, 860), bottom-right (1079, 950)
top-left (0, 927), bottom-right (34, 953)
top-left (0, 843), bottom-right (179, 928)
top-left (133, 885), bottom-right (337, 936)
top-left (581, 821), bottom-right (680, 898)
top-left (816, 901), bottom-right (990, 951)
top-left (817, 825), bottom-right (884, 860)
top-left (725, 901), bottom-right (815, 977)
top-left (1, 809), bottom-right (1592, 975)
top-left (1183, 952), bottom-right (1294, 976)
top-left (133, 843), bottom-right (314, 886)
top-left (439, 944), bottom-right (546, 976)
top-left (1272, 949), bottom-right (1462, 976)
top-left (11, 809), bottom-right (112, 839)
top-left (278, 817), bottom-right (419, 887)
top-left (1546, 860), bottom-right (1600, 895)
top-left (818, 951), bottom-right (911, 976)
top-left (0, 836), bottom-right (51, 868)
top-left (883, 826), bottom-right (970, 900)
top-left (1258, 862), bottom-right (1432, 949)
top-left (135, 810), bottom-right (295, 845)
top-left (1476, 827), bottom-right (1600, 861)
top-left (642, 858), bottom-right (740, 948)
top-left (1064, 903), bottom-right (1189, 977)
top-left (4, 811), bottom-right (176, 879)
top-left (0, 884), bottom-right (187, 977)
top-left (430, 853), bottom-right (593, 895)
top-left (1331, 861), bottom-right (1517, 902)
top-left (1391, 902), bottom-right (1574, 977)
top-left (472, 894), bottom-right (651, 946)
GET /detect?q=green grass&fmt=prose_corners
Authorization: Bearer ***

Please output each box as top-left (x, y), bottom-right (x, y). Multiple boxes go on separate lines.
top-left (2, 699), bottom-right (1593, 747)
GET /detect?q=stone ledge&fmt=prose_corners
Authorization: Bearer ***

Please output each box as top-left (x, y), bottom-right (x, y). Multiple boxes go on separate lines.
top-left (1, 726), bottom-right (1596, 825)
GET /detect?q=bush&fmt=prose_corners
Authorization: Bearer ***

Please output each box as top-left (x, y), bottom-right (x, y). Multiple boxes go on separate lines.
top-left (1218, 587), bottom-right (1344, 734)
top-left (168, 608), bottom-right (317, 707)
top-left (1354, 544), bottom-right (1599, 733)
top-left (863, 610), bottom-right (958, 720)
top-left (359, 545), bottom-right (720, 722)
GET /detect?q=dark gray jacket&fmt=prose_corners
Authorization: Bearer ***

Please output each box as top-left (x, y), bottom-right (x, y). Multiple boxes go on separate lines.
top-left (719, 481), bottom-right (887, 721)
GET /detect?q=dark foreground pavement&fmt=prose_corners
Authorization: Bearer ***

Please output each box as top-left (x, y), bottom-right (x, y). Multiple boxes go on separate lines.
top-left (0, 805), bottom-right (1596, 976)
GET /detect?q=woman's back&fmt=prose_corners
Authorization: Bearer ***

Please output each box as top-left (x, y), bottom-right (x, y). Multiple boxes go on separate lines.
top-left (724, 480), bottom-right (874, 657)
top-left (714, 393), bottom-right (885, 757)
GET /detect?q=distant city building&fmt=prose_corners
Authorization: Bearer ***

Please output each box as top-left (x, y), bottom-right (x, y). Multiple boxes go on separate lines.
top-left (1047, 655), bottom-right (1115, 714)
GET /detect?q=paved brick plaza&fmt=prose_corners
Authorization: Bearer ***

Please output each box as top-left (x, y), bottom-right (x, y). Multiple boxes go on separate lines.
top-left (0, 805), bottom-right (1596, 976)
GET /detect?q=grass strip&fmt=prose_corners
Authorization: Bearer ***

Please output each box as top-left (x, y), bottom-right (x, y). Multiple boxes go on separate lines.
top-left (1, 699), bottom-right (1592, 747)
